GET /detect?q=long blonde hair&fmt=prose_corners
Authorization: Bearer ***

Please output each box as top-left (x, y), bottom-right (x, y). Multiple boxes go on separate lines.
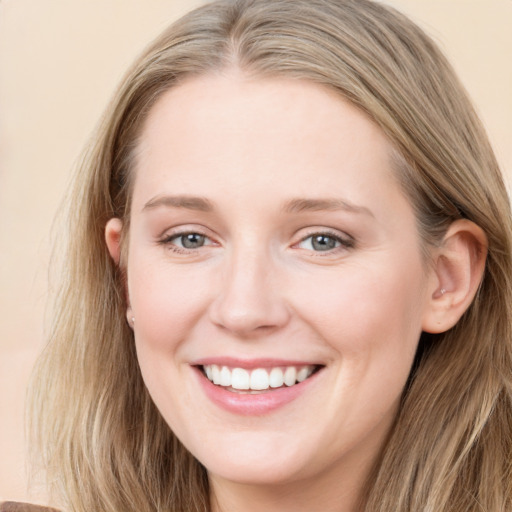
top-left (29, 1), bottom-right (512, 510)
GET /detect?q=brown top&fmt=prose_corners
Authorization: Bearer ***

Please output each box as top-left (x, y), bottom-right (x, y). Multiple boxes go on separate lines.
top-left (0, 503), bottom-right (60, 512)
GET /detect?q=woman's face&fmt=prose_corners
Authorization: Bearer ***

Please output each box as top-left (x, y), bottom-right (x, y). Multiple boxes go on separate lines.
top-left (117, 74), bottom-right (436, 488)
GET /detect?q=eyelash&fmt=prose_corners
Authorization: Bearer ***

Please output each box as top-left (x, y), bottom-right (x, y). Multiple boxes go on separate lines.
top-left (159, 230), bottom-right (215, 254)
top-left (295, 230), bottom-right (355, 255)
top-left (158, 229), bottom-right (354, 255)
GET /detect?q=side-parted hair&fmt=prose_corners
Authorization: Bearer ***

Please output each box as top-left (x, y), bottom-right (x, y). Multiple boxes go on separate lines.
top-left (29, 1), bottom-right (512, 510)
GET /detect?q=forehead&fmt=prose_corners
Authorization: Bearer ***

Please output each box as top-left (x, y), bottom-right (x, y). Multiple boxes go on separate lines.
top-left (131, 73), bottom-right (406, 218)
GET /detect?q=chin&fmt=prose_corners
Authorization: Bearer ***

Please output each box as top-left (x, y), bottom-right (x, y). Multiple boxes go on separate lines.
top-left (206, 458), bottom-right (304, 486)
top-left (188, 431), bottom-right (313, 486)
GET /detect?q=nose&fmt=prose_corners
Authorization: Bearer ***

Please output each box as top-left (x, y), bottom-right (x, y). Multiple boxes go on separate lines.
top-left (208, 245), bottom-right (291, 337)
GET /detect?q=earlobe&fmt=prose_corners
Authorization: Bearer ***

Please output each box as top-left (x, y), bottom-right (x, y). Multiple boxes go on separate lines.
top-left (422, 219), bottom-right (488, 334)
top-left (126, 306), bottom-right (135, 329)
top-left (105, 218), bottom-right (123, 264)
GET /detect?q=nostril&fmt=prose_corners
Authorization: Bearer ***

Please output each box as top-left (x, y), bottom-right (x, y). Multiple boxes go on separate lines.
top-left (209, 292), bottom-right (291, 336)
top-left (207, 262), bottom-right (291, 335)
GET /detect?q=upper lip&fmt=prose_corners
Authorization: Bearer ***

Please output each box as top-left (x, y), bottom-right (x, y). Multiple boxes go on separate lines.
top-left (191, 357), bottom-right (324, 369)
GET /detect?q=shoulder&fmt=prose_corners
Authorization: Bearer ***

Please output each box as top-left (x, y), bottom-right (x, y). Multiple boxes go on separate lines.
top-left (0, 503), bottom-right (60, 512)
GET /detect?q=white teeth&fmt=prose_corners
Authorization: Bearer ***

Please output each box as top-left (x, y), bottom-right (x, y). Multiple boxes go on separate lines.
top-left (202, 364), bottom-right (316, 391)
top-left (250, 368), bottom-right (269, 390)
top-left (220, 366), bottom-right (231, 386)
top-left (297, 367), bottom-right (309, 382)
top-left (231, 368), bottom-right (250, 390)
top-left (269, 367), bottom-right (284, 388)
top-left (212, 365), bottom-right (221, 385)
top-left (284, 366), bottom-right (297, 386)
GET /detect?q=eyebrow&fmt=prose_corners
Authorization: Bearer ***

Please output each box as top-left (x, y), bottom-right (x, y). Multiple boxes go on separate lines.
top-left (283, 198), bottom-right (374, 217)
top-left (142, 194), bottom-right (373, 217)
top-left (142, 195), bottom-right (213, 212)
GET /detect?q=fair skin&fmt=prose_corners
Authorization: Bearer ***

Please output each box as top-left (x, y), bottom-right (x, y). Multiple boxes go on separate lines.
top-left (106, 73), bottom-right (486, 512)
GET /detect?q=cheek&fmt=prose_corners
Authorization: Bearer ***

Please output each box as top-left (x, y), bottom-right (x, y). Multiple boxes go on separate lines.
top-left (126, 259), bottom-right (215, 426)
top-left (293, 260), bottom-right (426, 437)
top-left (291, 257), bottom-right (427, 364)
top-left (127, 256), bottom-right (217, 354)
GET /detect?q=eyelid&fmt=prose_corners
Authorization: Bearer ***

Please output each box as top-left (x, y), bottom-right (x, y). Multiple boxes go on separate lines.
top-left (157, 225), bottom-right (220, 252)
top-left (157, 222), bottom-right (217, 239)
top-left (293, 227), bottom-right (355, 253)
top-left (156, 225), bottom-right (354, 255)
top-left (167, 232), bottom-right (214, 246)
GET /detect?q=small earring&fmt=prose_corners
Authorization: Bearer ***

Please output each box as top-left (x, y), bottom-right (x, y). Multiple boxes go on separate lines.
top-left (440, 288), bottom-right (446, 295)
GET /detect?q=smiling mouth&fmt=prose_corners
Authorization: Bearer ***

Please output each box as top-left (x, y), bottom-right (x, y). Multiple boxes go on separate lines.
top-left (200, 364), bottom-right (323, 393)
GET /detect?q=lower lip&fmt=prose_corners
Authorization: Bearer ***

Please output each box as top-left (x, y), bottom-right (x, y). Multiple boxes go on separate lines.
top-left (193, 366), bottom-right (321, 416)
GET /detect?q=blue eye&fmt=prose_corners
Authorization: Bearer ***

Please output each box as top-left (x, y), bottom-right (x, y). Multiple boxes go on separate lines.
top-left (177, 233), bottom-right (206, 249)
top-left (165, 232), bottom-right (212, 250)
top-left (298, 233), bottom-right (351, 252)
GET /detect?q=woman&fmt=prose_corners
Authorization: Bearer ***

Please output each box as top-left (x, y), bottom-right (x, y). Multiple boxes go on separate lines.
top-left (9, 0), bottom-right (511, 510)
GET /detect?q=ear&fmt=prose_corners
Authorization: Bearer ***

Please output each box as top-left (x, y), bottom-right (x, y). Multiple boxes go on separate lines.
top-left (422, 219), bottom-right (488, 333)
top-left (105, 218), bottom-right (123, 264)
top-left (105, 218), bottom-right (134, 327)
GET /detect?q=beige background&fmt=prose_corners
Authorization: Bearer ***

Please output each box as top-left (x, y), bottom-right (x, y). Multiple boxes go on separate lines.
top-left (1, 0), bottom-right (511, 506)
